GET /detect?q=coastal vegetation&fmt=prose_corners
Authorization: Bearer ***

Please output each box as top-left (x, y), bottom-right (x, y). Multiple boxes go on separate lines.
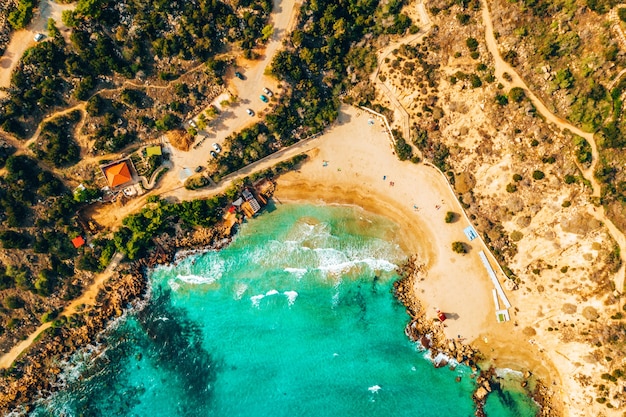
top-left (488, 0), bottom-right (626, 233)
top-left (452, 241), bottom-right (468, 254)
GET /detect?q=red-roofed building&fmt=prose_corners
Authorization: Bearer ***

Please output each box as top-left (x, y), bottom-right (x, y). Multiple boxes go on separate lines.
top-left (72, 236), bottom-right (86, 248)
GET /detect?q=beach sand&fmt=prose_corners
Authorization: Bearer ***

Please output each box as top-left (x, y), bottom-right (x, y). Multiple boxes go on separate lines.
top-left (273, 106), bottom-right (563, 396)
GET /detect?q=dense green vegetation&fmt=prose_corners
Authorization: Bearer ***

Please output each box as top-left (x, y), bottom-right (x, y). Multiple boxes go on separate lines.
top-left (8, 0), bottom-right (34, 30)
top-left (268, 0), bottom-right (387, 143)
top-left (113, 194), bottom-right (228, 260)
top-left (0, 0), bottom-right (273, 137)
top-left (30, 111), bottom-right (81, 167)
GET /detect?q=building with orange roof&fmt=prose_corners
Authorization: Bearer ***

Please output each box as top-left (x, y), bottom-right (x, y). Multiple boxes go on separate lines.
top-left (100, 159), bottom-right (136, 189)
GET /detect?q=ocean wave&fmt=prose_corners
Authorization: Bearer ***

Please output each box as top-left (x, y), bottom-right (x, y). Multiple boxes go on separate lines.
top-left (233, 282), bottom-right (248, 300)
top-left (317, 257), bottom-right (397, 276)
top-left (284, 267), bottom-right (307, 279)
top-left (283, 290), bottom-right (298, 306)
top-left (167, 279), bottom-right (181, 292)
top-left (368, 385), bottom-right (381, 393)
top-left (265, 289), bottom-right (279, 296)
top-left (250, 294), bottom-right (265, 307)
top-left (175, 274), bottom-right (218, 285)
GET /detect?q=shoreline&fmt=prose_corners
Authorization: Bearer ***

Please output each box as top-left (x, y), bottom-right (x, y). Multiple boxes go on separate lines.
top-left (271, 105), bottom-right (564, 415)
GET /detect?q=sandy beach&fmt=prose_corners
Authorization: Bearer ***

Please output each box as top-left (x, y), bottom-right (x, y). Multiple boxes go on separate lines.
top-left (273, 106), bottom-right (563, 398)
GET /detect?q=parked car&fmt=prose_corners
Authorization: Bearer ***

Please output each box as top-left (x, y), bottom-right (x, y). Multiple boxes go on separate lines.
top-left (34, 33), bottom-right (44, 42)
top-left (246, 108), bottom-right (254, 116)
top-left (263, 88), bottom-right (273, 97)
top-left (189, 120), bottom-right (197, 128)
top-left (235, 71), bottom-right (244, 80)
top-left (260, 94), bottom-right (269, 103)
top-left (194, 166), bottom-right (203, 173)
top-left (212, 143), bottom-right (222, 152)
top-left (210, 151), bottom-right (217, 158)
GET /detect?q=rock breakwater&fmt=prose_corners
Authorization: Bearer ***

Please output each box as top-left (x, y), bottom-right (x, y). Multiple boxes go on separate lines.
top-left (394, 255), bottom-right (550, 417)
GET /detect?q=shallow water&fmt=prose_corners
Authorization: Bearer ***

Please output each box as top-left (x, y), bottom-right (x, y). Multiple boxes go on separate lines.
top-left (30, 204), bottom-right (538, 417)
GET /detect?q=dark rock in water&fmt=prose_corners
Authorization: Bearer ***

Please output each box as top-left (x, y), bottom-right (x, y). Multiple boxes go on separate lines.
top-left (136, 288), bottom-right (218, 407)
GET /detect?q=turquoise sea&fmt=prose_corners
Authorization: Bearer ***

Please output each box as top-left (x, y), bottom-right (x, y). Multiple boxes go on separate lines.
top-left (29, 204), bottom-right (538, 417)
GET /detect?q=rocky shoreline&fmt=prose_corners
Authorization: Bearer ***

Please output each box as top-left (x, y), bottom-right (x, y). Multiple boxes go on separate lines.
top-left (0, 217), bottom-right (241, 414)
top-left (393, 255), bottom-right (556, 417)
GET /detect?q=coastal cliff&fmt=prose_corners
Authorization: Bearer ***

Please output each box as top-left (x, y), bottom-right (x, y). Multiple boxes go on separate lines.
top-left (0, 218), bottom-right (241, 413)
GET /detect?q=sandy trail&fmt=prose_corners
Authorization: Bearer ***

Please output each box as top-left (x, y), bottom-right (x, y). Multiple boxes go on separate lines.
top-left (0, 252), bottom-right (123, 368)
top-left (480, 0), bottom-right (626, 295)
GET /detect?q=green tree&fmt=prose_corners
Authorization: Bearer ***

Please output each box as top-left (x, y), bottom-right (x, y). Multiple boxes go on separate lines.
top-left (261, 24), bottom-right (274, 41)
top-left (444, 211), bottom-right (456, 223)
top-left (532, 170), bottom-right (545, 180)
top-left (4, 295), bottom-right (24, 309)
top-left (508, 87), bottom-right (525, 103)
top-left (452, 241), bottom-right (467, 254)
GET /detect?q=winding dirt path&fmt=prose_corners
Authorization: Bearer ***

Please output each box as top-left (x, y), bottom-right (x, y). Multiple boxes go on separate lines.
top-left (0, 252), bottom-right (123, 369)
top-left (371, 0), bottom-right (432, 143)
top-left (482, 0), bottom-right (626, 295)
top-left (0, 0), bottom-right (301, 369)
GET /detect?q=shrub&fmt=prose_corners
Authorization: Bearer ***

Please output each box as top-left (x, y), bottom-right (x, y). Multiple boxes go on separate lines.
top-left (394, 135), bottom-right (413, 161)
top-left (495, 94), bottom-right (508, 105)
top-left (41, 310), bottom-right (59, 323)
top-left (452, 241), bottom-right (467, 254)
top-left (456, 13), bottom-right (470, 25)
top-left (509, 87), bottom-right (525, 102)
top-left (444, 211), bottom-right (456, 223)
top-left (510, 231), bottom-right (523, 242)
top-left (466, 37), bottom-right (478, 51)
top-left (532, 170), bottom-right (545, 180)
top-left (564, 174), bottom-right (576, 184)
top-left (4, 295), bottom-right (24, 309)
top-left (469, 74), bottom-right (482, 88)
top-left (513, 173), bottom-right (522, 182)
top-left (506, 183), bottom-right (517, 193)
top-left (530, 139), bottom-right (539, 147)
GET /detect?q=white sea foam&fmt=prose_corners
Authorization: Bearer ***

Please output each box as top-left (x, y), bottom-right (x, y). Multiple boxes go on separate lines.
top-left (265, 289), bottom-right (279, 296)
top-left (331, 291), bottom-right (340, 308)
top-left (233, 282), bottom-right (248, 300)
top-left (250, 294), bottom-right (265, 307)
top-left (368, 385), bottom-right (381, 393)
top-left (283, 290), bottom-right (298, 305)
top-left (495, 368), bottom-right (524, 379)
top-left (316, 256), bottom-right (397, 276)
top-left (167, 279), bottom-right (180, 292)
top-left (284, 267), bottom-right (307, 279)
top-left (176, 274), bottom-right (218, 285)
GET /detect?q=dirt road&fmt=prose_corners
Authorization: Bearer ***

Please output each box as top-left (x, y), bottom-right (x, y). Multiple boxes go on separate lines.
top-left (0, 0), bottom-right (75, 98)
